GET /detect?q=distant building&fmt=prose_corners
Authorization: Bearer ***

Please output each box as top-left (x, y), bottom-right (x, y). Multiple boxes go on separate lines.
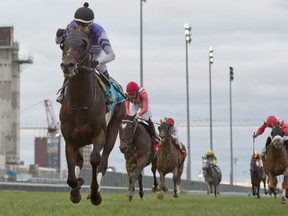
top-left (34, 136), bottom-right (61, 170)
top-left (0, 26), bottom-right (33, 166)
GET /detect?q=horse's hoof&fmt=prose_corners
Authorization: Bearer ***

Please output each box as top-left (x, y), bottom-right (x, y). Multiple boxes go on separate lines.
top-left (128, 196), bottom-right (133, 202)
top-left (152, 185), bottom-right (158, 193)
top-left (281, 197), bottom-right (286, 204)
top-left (90, 191), bottom-right (102, 205)
top-left (173, 194), bottom-right (179, 198)
top-left (156, 191), bottom-right (164, 200)
top-left (70, 188), bottom-right (81, 204)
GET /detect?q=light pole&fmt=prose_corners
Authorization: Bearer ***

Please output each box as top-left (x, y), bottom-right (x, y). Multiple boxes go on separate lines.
top-left (140, 0), bottom-right (146, 87)
top-left (229, 67), bottom-right (234, 185)
top-left (209, 47), bottom-right (214, 151)
top-left (184, 23), bottom-right (192, 180)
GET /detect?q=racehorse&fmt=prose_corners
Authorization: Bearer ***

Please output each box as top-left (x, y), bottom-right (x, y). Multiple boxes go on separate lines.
top-left (261, 125), bottom-right (288, 203)
top-left (59, 30), bottom-right (125, 205)
top-left (250, 157), bottom-right (267, 198)
top-left (157, 120), bottom-right (186, 199)
top-left (202, 158), bottom-right (222, 197)
top-left (119, 114), bottom-right (158, 201)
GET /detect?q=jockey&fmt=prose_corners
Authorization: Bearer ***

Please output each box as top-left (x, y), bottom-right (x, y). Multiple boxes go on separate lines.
top-left (125, 81), bottom-right (160, 145)
top-left (251, 151), bottom-right (261, 167)
top-left (253, 115), bottom-right (288, 155)
top-left (55, 2), bottom-right (115, 104)
top-left (165, 117), bottom-right (185, 154)
top-left (203, 149), bottom-right (218, 165)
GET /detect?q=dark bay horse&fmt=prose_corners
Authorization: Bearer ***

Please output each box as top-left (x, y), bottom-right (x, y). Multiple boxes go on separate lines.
top-left (157, 120), bottom-right (186, 199)
top-left (119, 114), bottom-right (158, 201)
top-left (202, 158), bottom-right (222, 197)
top-left (60, 30), bottom-right (125, 205)
top-left (261, 125), bottom-right (288, 203)
top-left (250, 158), bottom-right (267, 198)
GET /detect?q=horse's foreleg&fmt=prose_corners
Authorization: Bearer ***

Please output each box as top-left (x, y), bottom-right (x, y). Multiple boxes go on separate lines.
top-left (151, 157), bottom-right (158, 192)
top-left (172, 168), bottom-right (180, 198)
top-left (66, 144), bottom-right (83, 204)
top-left (126, 162), bottom-right (138, 201)
top-left (159, 172), bottom-right (168, 192)
top-left (138, 173), bottom-right (144, 201)
top-left (268, 173), bottom-right (276, 193)
top-left (89, 134), bottom-right (105, 206)
top-left (66, 144), bottom-right (78, 189)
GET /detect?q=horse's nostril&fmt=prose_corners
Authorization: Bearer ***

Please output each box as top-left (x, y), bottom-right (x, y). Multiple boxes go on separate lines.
top-left (68, 63), bottom-right (75, 68)
top-left (119, 146), bottom-right (127, 153)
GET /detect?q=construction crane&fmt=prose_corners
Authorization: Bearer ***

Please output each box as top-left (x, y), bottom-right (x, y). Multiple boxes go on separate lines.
top-left (44, 99), bottom-right (57, 133)
top-left (44, 99), bottom-right (60, 170)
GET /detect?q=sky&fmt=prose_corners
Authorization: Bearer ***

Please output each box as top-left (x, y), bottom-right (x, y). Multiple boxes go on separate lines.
top-left (1, 0), bottom-right (288, 184)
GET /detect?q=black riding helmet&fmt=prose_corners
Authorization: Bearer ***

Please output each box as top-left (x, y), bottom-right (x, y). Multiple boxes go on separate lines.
top-left (74, 2), bottom-right (94, 23)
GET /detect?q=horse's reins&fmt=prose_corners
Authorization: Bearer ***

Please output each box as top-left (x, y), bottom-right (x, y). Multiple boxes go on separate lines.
top-left (65, 48), bottom-right (97, 110)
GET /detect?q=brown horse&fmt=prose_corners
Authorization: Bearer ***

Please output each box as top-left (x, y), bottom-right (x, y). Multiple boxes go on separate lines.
top-left (119, 114), bottom-right (158, 201)
top-left (157, 120), bottom-right (186, 199)
top-left (262, 125), bottom-right (288, 203)
top-left (59, 30), bottom-right (125, 205)
top-left (250, 158), bottom-right (267, 198)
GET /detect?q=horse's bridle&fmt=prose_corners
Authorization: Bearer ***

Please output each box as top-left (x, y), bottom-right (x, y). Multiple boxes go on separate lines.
top-left (120, 119), bottom-right (138, 147)
top-left (159, 123), bottom-right (171, 142)
top-left (61, 46), bottom-right (92, 78)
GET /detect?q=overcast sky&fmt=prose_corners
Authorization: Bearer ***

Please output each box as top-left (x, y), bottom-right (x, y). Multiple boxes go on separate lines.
top-left (1, 0), bottom-right (288, 183)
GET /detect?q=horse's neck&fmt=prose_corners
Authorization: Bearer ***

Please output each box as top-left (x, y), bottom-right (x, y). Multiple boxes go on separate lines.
top-left (162, 138), bottom-right (174, 152)
top-left (69, 70), bottom-right (97, 103)
top-left (270, 145), bottom-right (286, 157)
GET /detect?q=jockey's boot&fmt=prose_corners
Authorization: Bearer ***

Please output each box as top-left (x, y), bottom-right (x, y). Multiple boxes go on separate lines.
top-left (179, 145), bottom-right (186, 154)
top-left (152, 136), bottom-right (161, 144)
top-left (284, 139), bottom-right (288, 149)
top-left (176, 140), bottom-right (185, 154)
top-left (101, 70), bottom-right (113, 105)
top-left (56, 77), bottom-right (68, 104)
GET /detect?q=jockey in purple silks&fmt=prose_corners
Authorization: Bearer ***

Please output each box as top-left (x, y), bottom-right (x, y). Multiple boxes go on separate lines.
top-left (55, 2), bottom-right (115, 104)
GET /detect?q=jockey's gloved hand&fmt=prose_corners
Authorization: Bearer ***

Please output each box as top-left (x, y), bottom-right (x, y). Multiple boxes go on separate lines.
top-left (56, 28), bottom-right (65, 37)
top-left (91, 59), bottom-right (99, 68)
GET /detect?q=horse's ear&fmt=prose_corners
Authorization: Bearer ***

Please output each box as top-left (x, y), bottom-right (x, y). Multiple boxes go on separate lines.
top-left (80, 38), bottom-right (89, 51)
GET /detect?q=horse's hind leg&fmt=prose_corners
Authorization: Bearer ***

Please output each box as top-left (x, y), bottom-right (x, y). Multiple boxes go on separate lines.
top-left (263, 177), bottom-right (268, 194)
top-left (98, 104), bottom-right (125, 176)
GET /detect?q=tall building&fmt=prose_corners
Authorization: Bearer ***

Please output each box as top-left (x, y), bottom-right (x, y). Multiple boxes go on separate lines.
top-left (0, 26), bottom-right (32, 167)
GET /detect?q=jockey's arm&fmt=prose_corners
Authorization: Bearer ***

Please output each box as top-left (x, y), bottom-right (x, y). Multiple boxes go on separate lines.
top-left (137, 91), bottom-right (148, 116)
top-left (125, 100), bottom-right (131, 115)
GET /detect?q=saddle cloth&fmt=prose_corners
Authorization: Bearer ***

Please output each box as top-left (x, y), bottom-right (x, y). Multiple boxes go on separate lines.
top-left (93, 74), bottom-right (126, 113)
